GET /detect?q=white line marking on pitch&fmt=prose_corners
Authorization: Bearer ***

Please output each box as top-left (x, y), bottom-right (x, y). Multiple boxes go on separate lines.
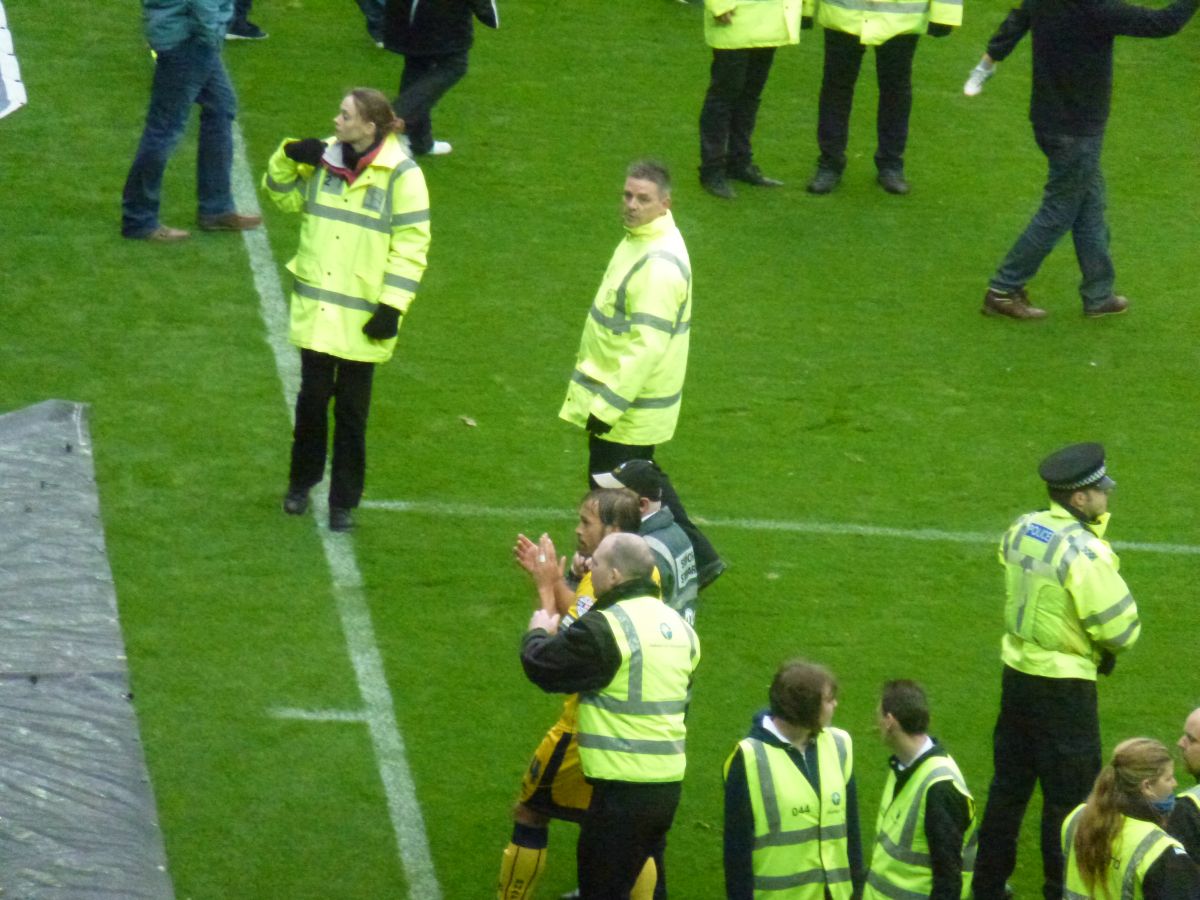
top-left (269, 707), bottom-right (369, 724)
top-left (231, 128), bottom-right (441, 899)
top-left (361, 499), bottom-right (1200, 556)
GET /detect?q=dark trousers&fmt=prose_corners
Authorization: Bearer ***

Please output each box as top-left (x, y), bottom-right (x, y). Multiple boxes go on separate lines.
top-left (698, 46), bottom-right (777, 178)
top-left (356, 0), bottom-right (384, 40)
top-left (578, 780), bottom-right (681, 900)
top-left (232, 0), bottom-right (252, 25)
top-left (289, 349), bottom-right (376, 509)
top-left (815, 28), bottom-right (919, 174)
top-left (588, 435), bottom-right (720, 576)
top-left (393, 51), bottom-right (469, 155)
top-left (972, 667), bottom-right (1101, 900)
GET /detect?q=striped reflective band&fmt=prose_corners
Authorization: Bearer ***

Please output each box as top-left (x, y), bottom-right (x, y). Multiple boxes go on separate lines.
top-left (864, 869), bottom-right (928, 900)
top-left (569, 371), bottom-right (682, 412)
top-left (384, 272), bottom-right (421, 293)
top-left (589, 305), bottom-right (691, 336)
top-left (304, 201), bottom-right (392, 234)
top-left (821, 0), bottom-right (932, 11)
top-left (582, 694), bottom-right (689, 715)
top-left (755, 868), bottom-right (850, 891)
top-left (1106, 618), bottom-right (1140, 648)
top-left (1121, 831), bottom-right (1166, 900)
top-left (265, 173), bottom-right (300, 193)
top-left (1080, 593), bottom-right (1134, 630)
top-left (575, 733), bottom-right (686, 755)
top-left (294, 279), bottom-right (376, 313)
top-left (391, 208), bottom-right (431, 228)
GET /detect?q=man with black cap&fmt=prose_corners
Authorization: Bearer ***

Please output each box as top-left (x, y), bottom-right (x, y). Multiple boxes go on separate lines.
top-left (973, 442), bottom-right (1141, 900)
top-left (595, 459), bottom-right (700, 625)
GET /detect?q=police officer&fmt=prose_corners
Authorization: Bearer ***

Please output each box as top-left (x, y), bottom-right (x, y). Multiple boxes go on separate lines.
top-left (559, 161), bottom-right (724, 588)
top-left (594, 459), bottom-right (700, 625)
top-left (863, 680), bottom-right (975, 900)
top-left (972, 442), bottom-right (1141, 900)
top-left (723, 660), bottom-right (864, 900)
top-left (1169, 707), bottom-right (1200, 859)
top-left (521, 533), bottom-right (700, 899)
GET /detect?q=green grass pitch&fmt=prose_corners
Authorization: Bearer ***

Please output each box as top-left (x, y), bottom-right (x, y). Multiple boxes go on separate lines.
top-left (2, 0), bottom-right (1198, 896)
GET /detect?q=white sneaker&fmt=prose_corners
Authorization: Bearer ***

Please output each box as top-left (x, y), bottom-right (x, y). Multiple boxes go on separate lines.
top-left (429, 140), bottom-right (453, 156)
top-left (963, 60), bottom-right (995, 97)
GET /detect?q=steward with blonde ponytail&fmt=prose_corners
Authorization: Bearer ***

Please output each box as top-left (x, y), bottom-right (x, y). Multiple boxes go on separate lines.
top-left (1062, 738), bottom-right (1200, 899)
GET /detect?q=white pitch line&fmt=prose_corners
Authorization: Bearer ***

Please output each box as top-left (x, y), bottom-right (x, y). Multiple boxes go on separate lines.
top-left (361, 498), bottom-right (1200, 556)
top-left (230, 128), bottom-right (441, 899)
top-left (269, 707), bottom-right (369, 724)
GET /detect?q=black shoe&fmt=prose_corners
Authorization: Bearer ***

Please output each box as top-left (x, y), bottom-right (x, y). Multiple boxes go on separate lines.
top-left (698, 558), bottom-right (727, 590)
top-left (700, 174), bottom-right (736, 200)
top-left (329, 507), bottom-right (355, 532)
top-left (282, 488), bottom-right (310, 516)
top-left (806, 167), bottom-right (841, 194)
top-left (225, 21), bottom-right (268, 40)
top-left (727, 164), bottom-right (783, 187)
top-left (877, 170), bottom-right (910, 195)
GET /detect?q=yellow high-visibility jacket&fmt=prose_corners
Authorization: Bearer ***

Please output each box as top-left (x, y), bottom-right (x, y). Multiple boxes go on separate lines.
top-left (805, 0), bottom-right (961, 46)
top-left (998, 502), bottom-right (1140, 681)
top-left (559, 211), bottom-right (691, 446)
top-left (704, 0), bottom-right (803, 49)
top-left (262, 133), bottom-right (430, 363)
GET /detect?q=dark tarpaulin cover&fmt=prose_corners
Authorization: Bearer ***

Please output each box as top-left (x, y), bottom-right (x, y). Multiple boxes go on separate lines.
top-left (0, 400), bottom-right (174, 899)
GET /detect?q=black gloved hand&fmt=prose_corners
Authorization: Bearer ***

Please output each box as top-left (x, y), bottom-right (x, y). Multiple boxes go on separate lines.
top-left (926, 22), bottom-right (953, 36)
top-left (1097, 650), bottom-right (1117, 676)
top-left (801, 15), bottom-right (814, 29)
top-left (362, 304), bottom-right (401, 340)
top-left (284, 138), bottom-right (327, 165)
top-left (586, 414), bottom-right (613, 436)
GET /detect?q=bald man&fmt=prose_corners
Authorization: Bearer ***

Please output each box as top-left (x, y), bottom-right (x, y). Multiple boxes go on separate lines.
top-left (1168, 707), bottom-right (1200, 859)
top-left (521, 532), bottom-right (701, 899)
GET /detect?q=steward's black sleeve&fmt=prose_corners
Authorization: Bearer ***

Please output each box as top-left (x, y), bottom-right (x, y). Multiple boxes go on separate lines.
top-left (1141, 845), bottom-right (1200, 900)
top-left (1168, 798), bottom-right (1200, 860)
top-left (723, 746), bottom-right (755, 900)
top-left (986, 1), bottom-right (1032, 60)
top-left (520, 613), bottom-right (621, 694)
top-left (846, 773), bottom-right (865, 895)
top-left (925, 781), bottom-right (971, 900)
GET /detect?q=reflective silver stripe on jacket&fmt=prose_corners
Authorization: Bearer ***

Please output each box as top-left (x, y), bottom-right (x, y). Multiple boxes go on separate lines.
top-left (875, 765), bottom-right (961, 868)
top-left (293, 279), bottom-right (376, 313)
top-left (588, 250), bottom-right (691, 336)
top-left (820, 0), bottom-right (932, 12)
top-left (384, 272), bottom-right (420, 293)
top-left (569, 370), bottom-right (682, 412)
top-left (574, 733), bottom-right (685, 755)
top-left (265, 173), bottom-right (300, 193)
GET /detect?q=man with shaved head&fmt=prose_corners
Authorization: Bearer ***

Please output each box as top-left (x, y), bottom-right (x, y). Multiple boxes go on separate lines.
top-left (521, 532), bottom-right (701, 899)
top-left (1168, 707), bottom-right (1200, 859)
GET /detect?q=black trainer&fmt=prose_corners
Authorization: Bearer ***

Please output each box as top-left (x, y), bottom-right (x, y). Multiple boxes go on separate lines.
top-left (282, 488), bottom-right (310, 516)
top-left (700, 174), bottom-right (737, 200)
top-left (877, 170), bottom-right (911, 195)
top-left (806, 167), bottom-right (841, 194)
top-left (329, 507), bottom-right (355, 532)
top-left (727, 164), bottom-right (784, 187)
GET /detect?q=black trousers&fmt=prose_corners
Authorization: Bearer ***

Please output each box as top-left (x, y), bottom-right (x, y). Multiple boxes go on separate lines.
top-left (815, 28), bottom-right (919, 174)
top-left (698, 47), bottom-right (777, 178)
top-left (289, 349), bottom-right (376, 509)
top-left (587, 435), bottom-right (720, 576)
top-left (972, 666), bottom-right (1102, 900)
top-left (578, 780), bottom-right (681, 900)
top-left (394, 51), bottom-right (469, 155)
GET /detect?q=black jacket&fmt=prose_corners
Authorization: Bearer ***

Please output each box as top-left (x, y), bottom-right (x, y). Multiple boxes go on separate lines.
top-left (383, 0), bottom-right (499, 56)
top-left (987, 0), bottom-right (1197, 135)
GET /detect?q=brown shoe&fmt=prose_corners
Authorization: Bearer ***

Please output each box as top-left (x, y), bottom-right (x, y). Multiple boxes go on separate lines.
top-left (981, 287), bottom-right (1047, 320)
top-left (1084, 294), bottom-right (1129, 318)
top-left (136, 225), bottom-right (191, 242)
top-left (197, 211), bottom-right (262, 232)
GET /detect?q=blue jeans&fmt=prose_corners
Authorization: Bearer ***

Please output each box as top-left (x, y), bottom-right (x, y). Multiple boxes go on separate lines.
top-left (121, 37), bottom-right (236, 237)
top-left (991, 131), bottom-right (1115, 308)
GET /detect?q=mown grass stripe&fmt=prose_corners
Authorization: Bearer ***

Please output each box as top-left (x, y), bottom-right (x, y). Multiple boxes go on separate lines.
top-left (361, 499), bottom-right (1200, 556)
top-left (231, 128), bottom-right (441, 900)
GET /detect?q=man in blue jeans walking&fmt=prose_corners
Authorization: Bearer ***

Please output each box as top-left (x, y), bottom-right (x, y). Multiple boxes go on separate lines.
top-left (980, 0), bottom-right (1197, 321)
top-left (122, 0), bottom-right (260, 242)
